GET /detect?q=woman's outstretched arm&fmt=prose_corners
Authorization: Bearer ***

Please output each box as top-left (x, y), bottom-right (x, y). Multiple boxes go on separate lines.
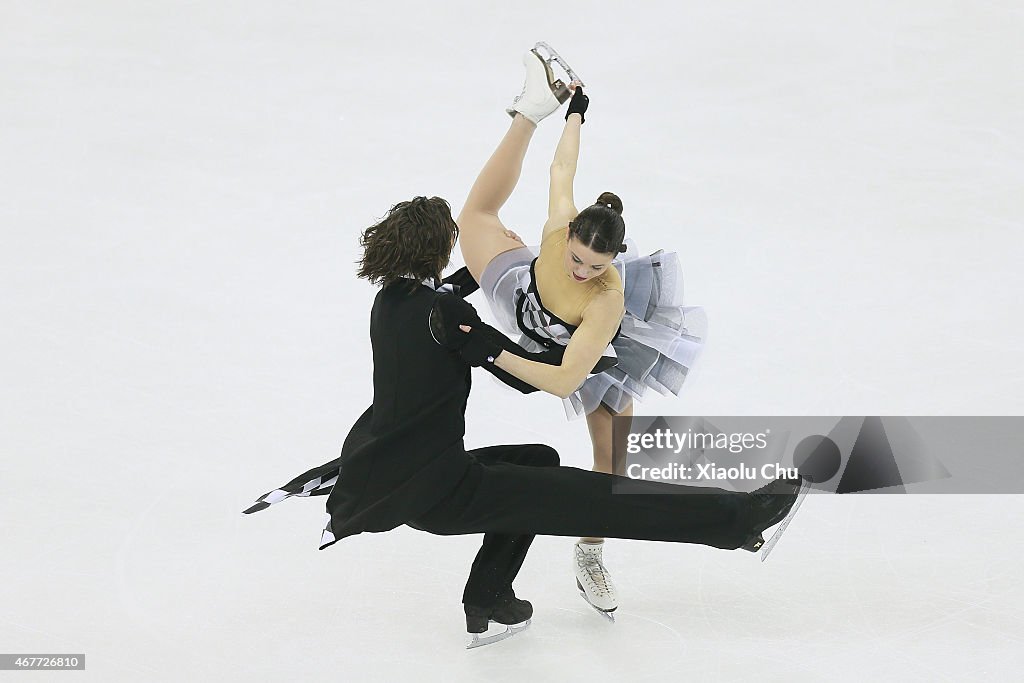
top-left (542, 110), bottom-right (583, 240)
top-left (492, 289), bottom-right (623, 398)
top-left (430, 292), bottom-right (615, 395)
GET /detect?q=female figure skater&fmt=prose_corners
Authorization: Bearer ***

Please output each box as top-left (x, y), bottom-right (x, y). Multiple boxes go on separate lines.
top-left (457, 45), bottom-right (707, 617)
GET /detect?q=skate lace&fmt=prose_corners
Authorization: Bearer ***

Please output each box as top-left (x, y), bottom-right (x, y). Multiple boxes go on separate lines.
top-left (578, 552), bottom-right (612, 596)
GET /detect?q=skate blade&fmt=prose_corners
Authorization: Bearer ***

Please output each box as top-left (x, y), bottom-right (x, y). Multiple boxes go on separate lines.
top-left (465, 619), bottom-right (531, 649)
top-left (759, 478), bottom-right (811, 562)
top-left (533, 41), bottom-right (585, 88)
top-left (577, 589), bottom-right (616, 622)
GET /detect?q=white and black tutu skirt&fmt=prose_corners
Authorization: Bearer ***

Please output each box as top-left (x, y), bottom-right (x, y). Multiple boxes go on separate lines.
top-left (479, 239), bottom-right (707, 419)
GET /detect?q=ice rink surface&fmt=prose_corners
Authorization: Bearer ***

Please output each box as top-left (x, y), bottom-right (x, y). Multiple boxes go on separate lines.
top-left (2, 1), bottom-right (1023, 680)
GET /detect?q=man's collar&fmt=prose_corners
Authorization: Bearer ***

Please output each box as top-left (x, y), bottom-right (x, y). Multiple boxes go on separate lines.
top-left (399, 274), bottom-right (459, 295)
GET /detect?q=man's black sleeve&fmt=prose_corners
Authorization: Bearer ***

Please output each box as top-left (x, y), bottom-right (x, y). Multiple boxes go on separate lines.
top-left (477, 326), bottom-right (620, 394)
top-left (429, 292), bottom-right (618, 394)
top-left (440, 267), bottom-right (480, 298)
top-left (474, 322), bottom-right (559, 394)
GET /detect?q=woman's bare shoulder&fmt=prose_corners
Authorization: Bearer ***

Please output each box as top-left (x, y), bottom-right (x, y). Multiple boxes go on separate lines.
top-left (582, 286), bottom-right (624, 322)
top-left (599, 264), bottom-right (623, 292)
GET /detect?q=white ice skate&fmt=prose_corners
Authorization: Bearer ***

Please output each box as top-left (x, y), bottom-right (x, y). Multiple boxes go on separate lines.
top-left (505, 42), bottom-right (582, 124)
top-left (574, 541), bottom-right (617, 622)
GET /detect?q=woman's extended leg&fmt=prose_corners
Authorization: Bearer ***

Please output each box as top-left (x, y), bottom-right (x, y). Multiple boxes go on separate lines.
top-left (457, 114), bottom-right (537, 283)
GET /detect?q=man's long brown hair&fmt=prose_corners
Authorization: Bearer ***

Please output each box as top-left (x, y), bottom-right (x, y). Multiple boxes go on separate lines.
top-left (356, 196), bottom-right (459, 288)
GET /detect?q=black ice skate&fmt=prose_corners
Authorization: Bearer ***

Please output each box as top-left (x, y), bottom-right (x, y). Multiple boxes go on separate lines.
top-left (464, 592), bottom-right (533, 649)
top-left (758, 477), bottom-right (811, 561)
top-left (740, 475), bottom-right (809, 561)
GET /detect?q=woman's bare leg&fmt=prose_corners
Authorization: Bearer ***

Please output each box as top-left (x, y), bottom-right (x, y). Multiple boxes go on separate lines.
top-left (457, 114), bottom-right (537, 283)
top-left (580, 399), bottom-right (633, 544)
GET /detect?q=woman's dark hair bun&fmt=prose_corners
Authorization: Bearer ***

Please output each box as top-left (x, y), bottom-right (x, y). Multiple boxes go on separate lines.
top-left (569, 191), bottom-right (627, 256)
top-left (596, 191), bottom-right (623, 215)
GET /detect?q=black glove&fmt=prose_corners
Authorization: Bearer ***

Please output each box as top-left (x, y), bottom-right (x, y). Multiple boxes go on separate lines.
top-left (458, 326), bottom-right (502, 367)
top-left (565, 86), bottom-right (589, 123)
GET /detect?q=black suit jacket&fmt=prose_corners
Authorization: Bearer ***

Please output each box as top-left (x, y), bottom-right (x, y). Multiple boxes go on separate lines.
top-left (320, 278), bottom-right (475, 544)
top-left (322, 270), bottom-right (593, 546)
top-left (243, 268), bottom-right (615, 547)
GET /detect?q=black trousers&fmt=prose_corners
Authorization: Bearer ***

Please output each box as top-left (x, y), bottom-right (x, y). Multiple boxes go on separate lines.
top-left (407, 443), bottom-right (753, 609)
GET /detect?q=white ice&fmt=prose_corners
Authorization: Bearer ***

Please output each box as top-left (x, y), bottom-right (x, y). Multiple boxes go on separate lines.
top-left (2, 1), bottom-right (1023, 680)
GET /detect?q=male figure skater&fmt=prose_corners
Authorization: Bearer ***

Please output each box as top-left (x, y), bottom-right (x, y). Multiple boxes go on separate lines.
top-left (243, 196), bottom-right (800, 647)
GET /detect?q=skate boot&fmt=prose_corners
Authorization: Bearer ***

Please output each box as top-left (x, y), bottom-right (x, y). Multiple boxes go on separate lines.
top-left (574, 541), bottom-right (617, 622)
top-left (506, 42), bottom-right (578, 124)
top-left (741, 475), bottom-right (804, 553)
top-left (757, 475), bottom-right (811, 561)
top-left (464, 589), bottom-right (533, 649)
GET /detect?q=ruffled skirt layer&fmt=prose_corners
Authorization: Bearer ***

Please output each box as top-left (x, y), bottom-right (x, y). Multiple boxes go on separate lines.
top-left (480, 240), bottom-right (707, 419)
